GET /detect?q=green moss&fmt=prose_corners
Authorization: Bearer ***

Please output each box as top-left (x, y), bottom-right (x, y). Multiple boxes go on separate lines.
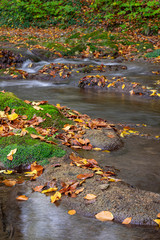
top-left (0, 92), bottom-right (71, 128)
top-left (0, 92), bottom-right (72, 168)
top-left (0, 142), bottom-right (65, 168)
top-left (145, 49), bottom-right (160, 58)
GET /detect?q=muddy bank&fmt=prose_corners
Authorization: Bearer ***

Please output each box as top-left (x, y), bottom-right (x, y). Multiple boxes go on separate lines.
top-left (28, 152), bottom-right (160, 226)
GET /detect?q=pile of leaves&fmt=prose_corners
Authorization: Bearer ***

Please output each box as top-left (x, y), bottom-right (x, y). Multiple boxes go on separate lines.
top-left (79, 75), bottom-right (160, 98)
top-left (0, 49), bottom-right (24, 69)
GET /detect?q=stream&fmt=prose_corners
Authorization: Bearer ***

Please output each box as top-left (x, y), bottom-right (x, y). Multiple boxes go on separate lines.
top-left (0, 58), bottom-right (160, 239)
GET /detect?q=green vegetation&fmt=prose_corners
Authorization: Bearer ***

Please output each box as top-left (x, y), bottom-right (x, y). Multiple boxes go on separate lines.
top-left (0, 92), bottom-right (71, 168)
top-left (145, 49), bottom-right (160, 58)
top-left (0, 0), bottom-right (159, 32)
top-left (0, 92), bottom-right (71, 128)
top-left (0, 137), bottom-right (65, 168)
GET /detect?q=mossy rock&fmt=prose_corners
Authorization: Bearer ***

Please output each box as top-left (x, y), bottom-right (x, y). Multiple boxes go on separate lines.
top-left (0, 141), bottom-right (65, 168)
top-left (0, 92), bottom-right (71, 128)
top-left (0, 92), bottom-right (72, 168)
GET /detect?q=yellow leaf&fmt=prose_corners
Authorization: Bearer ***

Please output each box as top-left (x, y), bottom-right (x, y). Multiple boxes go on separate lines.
top-left (122, 84), bottom-right (125, 89)
top-left (95, 211), bottom-right (114, 221)
top-left (68, 210), bottom-right (76, 215)
top-left (2, 170), bottom-right (13, 175)
top-left (25, 170), bottom-right (37, 176)
top-left (102, 150), bottom-right (110, 153)
top-left (50, 191), bottom-right (61, 203)
top-left (84, 194), bottom-right (97, 200)
top-left (41, 187), bottom-right (58, 194)
top-left (95, 170), bottom-right (104, 175)
top-left (154, 219), bottom-right (160, 227)
top-left (122, 217), bottom-right (132, 224)
top-left (74, 119), bottom-right (83, 123)
top-left (93, 148), bottom-right (102, 151)
top-left (7, 113), bottom-right (18, 121)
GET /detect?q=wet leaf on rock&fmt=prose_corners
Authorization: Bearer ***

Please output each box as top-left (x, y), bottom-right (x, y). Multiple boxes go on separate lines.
top-left (77, 173), bottom-right (94, 180)
top-left (50, 191), bottom-right (61, 203)
top-left (68, 210), bottom-right (76, 215)
top-left (3, 179), bottom-right (17, 187)
top-left (84, 194), bottom-right (97, 200)
top-left (95, 211), bottom-right (114, 221)
top-left (122, 217), bottom-right (132, 224)
top-left (16, 195), bottom-right (29, 201)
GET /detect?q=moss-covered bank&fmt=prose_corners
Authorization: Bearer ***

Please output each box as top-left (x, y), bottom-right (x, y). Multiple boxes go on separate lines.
top-left (0, 92), bottom-right (71, 168)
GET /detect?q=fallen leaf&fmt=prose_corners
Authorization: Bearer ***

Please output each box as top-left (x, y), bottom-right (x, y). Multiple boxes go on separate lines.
top-left (122, 217), bottom-right (132, 224)
top-left (31, 162), bottom-right (43, 176)
top-left (41, 187), bottom-right (58, 194)
top-left (122, 84), bottom-right (125, 89)
top-left (95, 211), bottom-right (114, 221)
top-left (33, 185), bottom-right (44, 192)
top-left (50, 191), bottom-right (61, 203)
top-left (7, 148), bottom-right (17, 161)
top-left (0, 170), bottom-right (13, 174)
top-left (16, 195), bottom-right (28, 201)
top-left (7, 112), bottom-right (18, 121)
top-left (84, 194), bottom-right (97, 200)
top-left (77, 173), bottom-right (94, 180)
top-left (75, 187), bottom-right (84, 195)
top-left (93, 148), bottom-right (102, 151)
top-left (157, 213), bottom-right (160, 218)
top-left (154, 219), bottom-right (160, 227)
top-left (68, 209), bottom-right (76, 215)
top-left (3, 179), bottom-right (17, 187)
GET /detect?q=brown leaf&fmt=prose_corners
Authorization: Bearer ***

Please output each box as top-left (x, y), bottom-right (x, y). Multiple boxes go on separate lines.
top-left (77, 173), bottom-right (94, 180)
top-left (3, 179), bottom-right (17, 187)
top-left (122, 217), bottom-right (132, 224)
top-left (30, 134), bottom-right (45, 141)
top-left (31, 162), bottom-right (43, 176)
top-left (16, 195), bottom-right (29, 201)
top-left (95, 211), bottom-right (114, 221)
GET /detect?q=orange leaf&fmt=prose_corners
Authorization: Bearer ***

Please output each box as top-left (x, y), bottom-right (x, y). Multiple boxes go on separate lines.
top-left (122, 217), bottom-right (132, 224)
top-left (68, 210), bottom-right (76, 215)
top-left (77, 173), bottom-right (94, 180)
top-left (3, 179), bottom-right (17, 187)
top-left (84, 194), bottom-right (97, 200)
top-left (157, 213), bottom-right (160, 218)
top-left (16, 195), bottom-right (28, 201)
top-left (33, 185), bottom-right (44, 192)
top-left (41, 187), bottom-right (58, 194)
top-left (7, 155), bottom-right (13, 161)
top-left (95, 211), bottom-right (114, 221)
top-left (75, 187), bottom-right (84, 195)
top-left (31, 162), bottom-right (43, 176)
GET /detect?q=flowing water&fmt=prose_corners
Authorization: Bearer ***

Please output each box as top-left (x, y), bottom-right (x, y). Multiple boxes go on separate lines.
top-left (0, 58), bottom-right (160, 239)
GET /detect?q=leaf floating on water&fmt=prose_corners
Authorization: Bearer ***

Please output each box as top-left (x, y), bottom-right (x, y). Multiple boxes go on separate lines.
top-left (16, 195), bottom-right (29, 201)
top-left (84, 194), bottom-right (97, 200)
top-left (153, 219), bottom-right (160, 227)
top-left (3, 179), bottom-right (17, 187)
top-left (50, 191), bottom-right (61, 203)
top-left (95, 211), bottom-right (114, 221)
top-left (77, 173), bottom-right (94, 180)
top-left (122, 217), bottom-right (132, 224)
top-left (68, 210), bottom-right (76, 215)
